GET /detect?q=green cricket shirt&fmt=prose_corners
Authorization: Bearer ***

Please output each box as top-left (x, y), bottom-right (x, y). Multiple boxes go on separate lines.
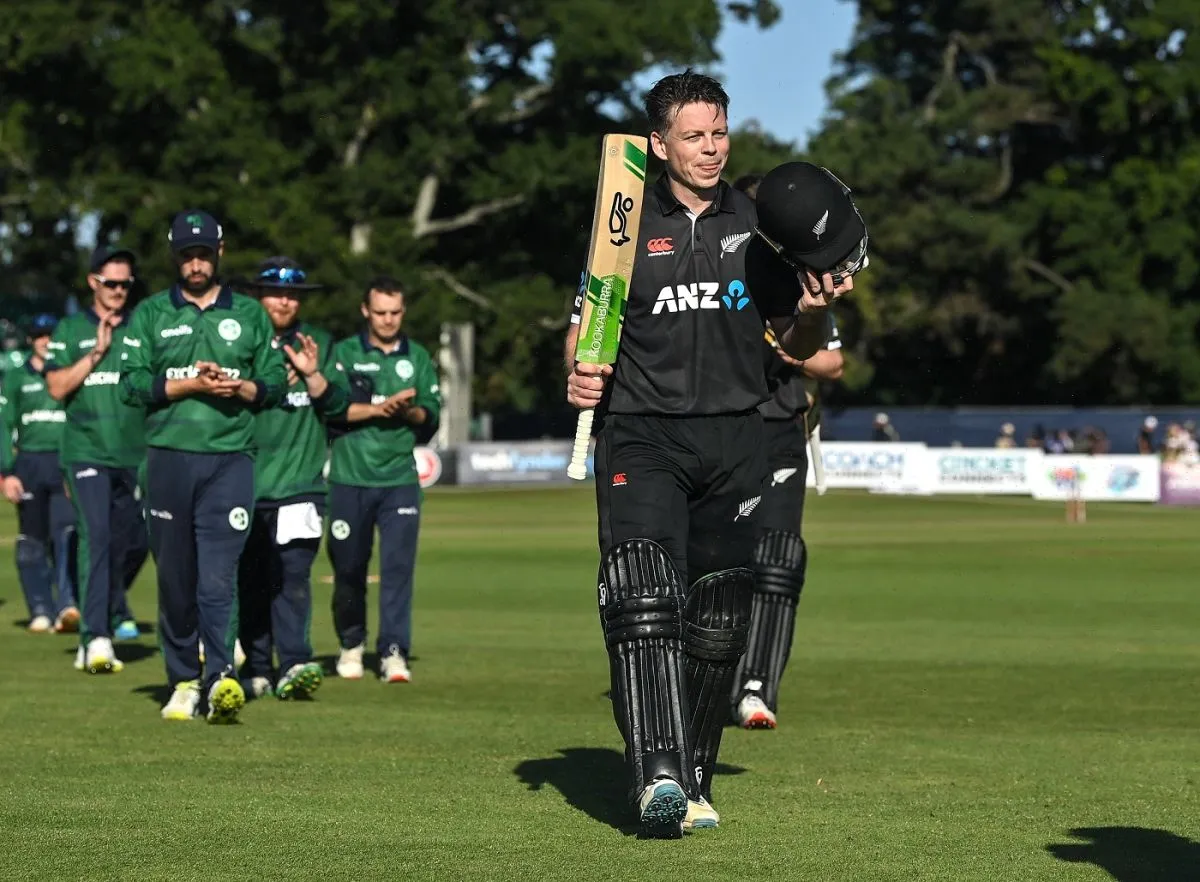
top-left (328, 333), bottom-right (441, 488)
top-left (119, 285), bottom-right (287, 455)
top-left (0, 361), bottom-right (65, 473)
top-left (253, 322), bottom-right (349, 502)
top-left (44, 308), bottom-right (145, 469)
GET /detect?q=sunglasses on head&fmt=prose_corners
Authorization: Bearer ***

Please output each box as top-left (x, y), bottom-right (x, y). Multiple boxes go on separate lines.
top-left (93, 275), bottom-right (134, 290)
top-left (258, 266), bottom-right (307, 285)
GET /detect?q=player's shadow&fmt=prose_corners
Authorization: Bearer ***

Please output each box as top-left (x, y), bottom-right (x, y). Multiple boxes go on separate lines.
top-left (132, 683), bottom-right (174, 705)
top-left (1046, 826), bottom-right (1200, 881)
top-left (63, 644), bottom-right (158, 665)
top-left (514, 747), bottom-right (746, 835)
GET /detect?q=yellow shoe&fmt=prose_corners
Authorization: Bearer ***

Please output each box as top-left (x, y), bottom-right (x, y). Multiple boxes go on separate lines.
top-left (206, 676), bottom-right (245, 725)
top-left (161, 681), bottom-right (201, 721)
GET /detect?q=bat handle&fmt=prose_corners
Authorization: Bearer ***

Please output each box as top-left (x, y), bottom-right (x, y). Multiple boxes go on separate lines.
top-left (567, 408), bottom-right (596, 481)
top-left (810, 425), bottom-right (827, 496)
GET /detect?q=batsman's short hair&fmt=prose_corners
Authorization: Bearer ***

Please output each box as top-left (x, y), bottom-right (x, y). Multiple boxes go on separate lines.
top-left (644, 69), bottom-right (730, 135)
top-left (363, 274), bottom-right (405, 305)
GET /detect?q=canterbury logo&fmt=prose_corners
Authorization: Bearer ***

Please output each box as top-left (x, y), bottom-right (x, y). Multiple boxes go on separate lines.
top-left (647, 237), bottom-right (673, 254)
top-left (720, 232), bottom-right (751, 258)
top-left (812, 210), bottom-right (830, 238)
top-left (735, 496), bottom-right (762, 521)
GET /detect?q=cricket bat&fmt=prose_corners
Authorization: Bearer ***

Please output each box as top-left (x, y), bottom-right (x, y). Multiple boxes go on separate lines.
top-left (566, 133), bottom-right (648, 481)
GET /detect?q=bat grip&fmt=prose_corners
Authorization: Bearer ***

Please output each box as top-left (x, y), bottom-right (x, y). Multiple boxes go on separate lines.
top-left (567, 408), bottom-right (596, 481)
top-left (810, 425), bottom-right (827, 496)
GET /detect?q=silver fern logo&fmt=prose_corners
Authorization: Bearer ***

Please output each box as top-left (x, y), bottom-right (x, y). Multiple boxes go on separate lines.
top-left (812, 209), bottom-right (830, 238)
top-left (735, 496), bottom-right (762, 521)
top-left (771, 468), bottom-right (797, 487)
top-left (720, 232), bottom-right (752, 258)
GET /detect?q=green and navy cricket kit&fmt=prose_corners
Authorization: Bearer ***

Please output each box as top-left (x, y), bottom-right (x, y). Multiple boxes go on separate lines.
top-left (1, 363), bottom-right (76, 619)
top-left (254, 322), bottom-right (347, 502)
top-left (119, 286), bottom-right (287, 452)
top-left (239, 322), bottom-right (348, 680)
top-left (327, 333), bottom-right (441, 658)
top-left (45, 308), bottom-right (147, 643)
top-left (119, 284), bottom-right (287, 690)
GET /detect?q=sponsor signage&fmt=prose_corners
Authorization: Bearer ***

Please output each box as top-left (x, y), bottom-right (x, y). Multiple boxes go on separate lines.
top-left (455, 441), bottom-right (592, 484)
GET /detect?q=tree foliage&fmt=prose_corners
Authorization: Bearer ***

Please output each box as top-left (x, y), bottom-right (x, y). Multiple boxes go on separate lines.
top-left (811, 0), bottom-right (1200, 406)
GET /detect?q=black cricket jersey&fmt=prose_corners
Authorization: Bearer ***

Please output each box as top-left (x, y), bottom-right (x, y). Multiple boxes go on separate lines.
top-left (571, 173), bottom-right (802, 416)
top-left (760, 319), bottom-right (841, 421)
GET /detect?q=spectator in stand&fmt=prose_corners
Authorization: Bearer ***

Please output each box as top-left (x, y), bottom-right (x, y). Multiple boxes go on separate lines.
top-left (995, 423), bottom-right (1017, 449)
top-left (1045, 430), bottom-right (1065, 455)
top-left (1088, 427), bottom-right (1110, 455)
top-left (1137, 417), bottom-right (1158, 454)
top-left (1025, 424), bottom-right (1046, 450)
top-left (872, 412), bottom-right (899, 442)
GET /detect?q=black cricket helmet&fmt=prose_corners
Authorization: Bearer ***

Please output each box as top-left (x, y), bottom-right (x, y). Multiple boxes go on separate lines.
top-left (754, 161), bottom-right (868, 277)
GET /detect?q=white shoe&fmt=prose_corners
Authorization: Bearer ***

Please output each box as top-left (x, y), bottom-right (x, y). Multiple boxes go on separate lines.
top-left (246, 676), bottom-right (274, 699)
top-left (85, 637), bottom-right (124, 674)
top-left (336, 644), bottom-right (365, 680)
top-left (379, 648), bottom-right (411, 683)
top-left (28, 615), bottom-right (53, 633)
top-left (161, 681), bottom-right (201, 721)
top-left (73, 646), bottom-right (85, 671)
top-left (737, 693), bottom-right (777, 730)
top-left (199, 638), bottom-right (247, 670)
top-left (683, 796), bottom-right (720, 831)
top-left (636, 777), bottom-right (687, 839)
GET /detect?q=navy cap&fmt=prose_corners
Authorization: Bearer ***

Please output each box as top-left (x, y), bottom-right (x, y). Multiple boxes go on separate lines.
top-left (90, 244), bottom-right (136, 272)
top-left (27, 313), bottom-right (58, 337)
top-left (168, 210), bottom-right (223, 253)
top-left (755, 162), bottom-right (867, 273)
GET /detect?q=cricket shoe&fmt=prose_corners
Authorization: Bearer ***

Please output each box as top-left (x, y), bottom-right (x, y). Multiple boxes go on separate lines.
top-left (736, 693), bottom-right (777, 730)
top-left (206, 676), bottom-right (245, 725)
top-left (336, 644), bottom-right (365, 680)
top-left (113, 619), bottom-right (139, 641)
top-left (85, 637), bottom-right (124, 674)
top-left (162, 681), bottom-right (201, 721)
top-left (683, 796), bottom-right (720, 831)
top-left (27, 615), bottom-right (53, 634)
top-left (245, 676), bottom-right (274, 699)
top-left (198, 639), bottom-right (248, 670)
top-left (379, 648), bottom-right (411, 684)
top-left (276, 662), bottom-right (323, 700)
top-left (636, 776), bottom-right (687, 840)
top-left (54, 607), bottom-right (81, 633)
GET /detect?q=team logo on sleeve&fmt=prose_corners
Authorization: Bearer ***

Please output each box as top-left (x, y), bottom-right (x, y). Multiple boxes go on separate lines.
top-left (331, 520), bottom-right (351, 540)
top-left (218, 319), bottom-right (242, 342)
top-left (228, 507), bottom-right (249, 531)
top-left (395, 359), bottom-right (414, 380)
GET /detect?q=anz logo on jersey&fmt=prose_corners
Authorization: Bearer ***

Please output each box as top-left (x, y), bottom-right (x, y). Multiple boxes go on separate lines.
top-left (651, 279), bottom-right (749, 314)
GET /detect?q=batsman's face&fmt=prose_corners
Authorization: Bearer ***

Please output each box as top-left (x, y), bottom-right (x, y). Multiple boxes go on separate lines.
top-left (652, 102), bottom-right (730, 192)
top-left (362, 290), bottom-right (405, 342)
top-left (260, 292), bottom-right (301, 331)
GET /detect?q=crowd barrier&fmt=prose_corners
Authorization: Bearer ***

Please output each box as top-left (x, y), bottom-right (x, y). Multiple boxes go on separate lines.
top-left (412, 441), bottom-right (1195, 505)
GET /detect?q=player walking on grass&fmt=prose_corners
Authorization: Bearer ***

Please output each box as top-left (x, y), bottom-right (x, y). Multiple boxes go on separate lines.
top-left (237, 257), bottom-right (346, 701)
top-left (1, 314), bottom-right (78, 635)
top-left (120, 211), bottom-right (287, 723)
top-left (564, 72), bottom-right (864, 837)
top-left (44, 246), bottom-right (148, 674)
top-left (728, 173), bottom-right (848, 731)
top-left (327, 277), bottom-right (440, 684)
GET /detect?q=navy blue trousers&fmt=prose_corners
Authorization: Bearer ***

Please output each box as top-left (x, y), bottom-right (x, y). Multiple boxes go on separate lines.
top-left (11, 451), bottom-right (75, 619)
top-left (146, 448), bottom-right (253, 689)
top-left (237, 497), bottom-right (320, 678)
top-left (327, 483), bottom-right (420, 658)
top-left (64, 463), bottom-right (143, 642)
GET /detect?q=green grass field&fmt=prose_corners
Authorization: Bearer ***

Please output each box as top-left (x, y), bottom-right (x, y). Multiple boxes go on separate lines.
top-left (1, 489), bottom-right (1197, 881)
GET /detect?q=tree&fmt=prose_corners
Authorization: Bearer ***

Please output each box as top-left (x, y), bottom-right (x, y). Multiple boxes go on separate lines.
top-left (0, 0), bottom-right (781, 421)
